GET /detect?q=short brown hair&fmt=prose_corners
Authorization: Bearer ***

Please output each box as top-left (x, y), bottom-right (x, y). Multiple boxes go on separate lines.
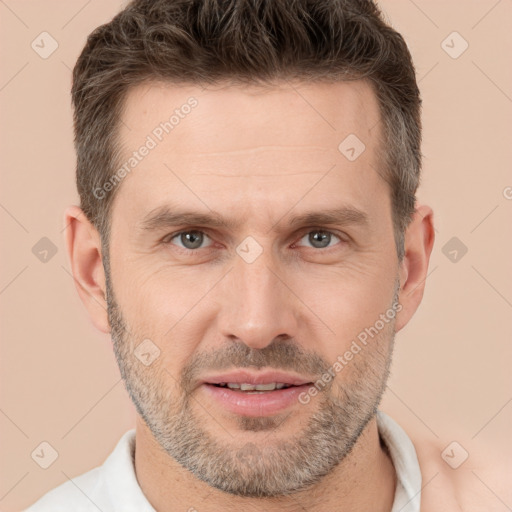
top-left (72, 0), bottom-right (421, 262)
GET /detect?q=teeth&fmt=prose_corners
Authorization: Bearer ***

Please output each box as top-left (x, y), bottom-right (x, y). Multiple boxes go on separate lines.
top-left (242, 383), bottom-right (275, 391)
top-left (220, 382), bottom-right (291, 391)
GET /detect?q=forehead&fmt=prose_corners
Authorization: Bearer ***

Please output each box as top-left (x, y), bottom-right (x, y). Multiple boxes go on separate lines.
top-left (111, 79), bottom-right (386, 230)
top-left (119, 79), bottom-right (381, 152)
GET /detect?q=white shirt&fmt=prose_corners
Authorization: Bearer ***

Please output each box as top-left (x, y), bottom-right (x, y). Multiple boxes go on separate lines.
top-left (24, 410), bottom-right (422, 512)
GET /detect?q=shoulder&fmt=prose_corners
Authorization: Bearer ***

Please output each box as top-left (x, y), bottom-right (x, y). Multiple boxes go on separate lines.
top-left (23, 467), bottom-right (104, 512)
top-left (404, 425), bottom-right (511, 512)
top-left (23, 429), bottom-right (148, 512)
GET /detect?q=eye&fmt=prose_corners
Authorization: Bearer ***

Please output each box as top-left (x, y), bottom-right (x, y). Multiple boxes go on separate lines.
top-left (165, 230), bottom-right (213, 251)
top-left (295, 229), bottom-right (344, 250)
top-left (162, 228), bottom-right (345, 254)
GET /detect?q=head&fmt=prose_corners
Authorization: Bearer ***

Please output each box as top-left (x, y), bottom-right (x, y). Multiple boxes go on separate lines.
top-left (67, 0), bottom-right (434, 499)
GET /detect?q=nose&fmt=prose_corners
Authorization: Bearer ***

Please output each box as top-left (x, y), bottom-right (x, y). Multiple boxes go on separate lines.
top-left (217, 248), bottom-right (299, 350)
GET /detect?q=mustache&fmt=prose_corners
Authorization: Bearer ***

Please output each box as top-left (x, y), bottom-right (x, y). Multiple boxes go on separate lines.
top-left (181, 337), bottom-right (330, 388)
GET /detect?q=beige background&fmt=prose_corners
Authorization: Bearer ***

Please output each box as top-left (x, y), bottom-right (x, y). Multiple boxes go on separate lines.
top-left (1, 1), bottom-right (511, 510)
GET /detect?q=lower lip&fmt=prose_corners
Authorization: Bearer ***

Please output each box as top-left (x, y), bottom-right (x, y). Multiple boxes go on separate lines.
top-left (201, 383), bottom-right (312, 417)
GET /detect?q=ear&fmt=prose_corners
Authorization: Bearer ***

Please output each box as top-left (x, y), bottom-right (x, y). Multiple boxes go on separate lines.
top-left (63, 205), bottom-right (110, 334)
top-left (395, 204), bottom-right (435, 332)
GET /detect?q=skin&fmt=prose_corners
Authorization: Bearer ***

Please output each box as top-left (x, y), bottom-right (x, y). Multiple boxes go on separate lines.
top-left (65, 79), bottom-right (435, 511)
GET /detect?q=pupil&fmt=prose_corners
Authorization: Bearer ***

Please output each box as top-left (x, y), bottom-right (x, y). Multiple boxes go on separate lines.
top-left (310, 231), bottom-right (330, 248)
top-left (182, 231), bottom-right (203, 249)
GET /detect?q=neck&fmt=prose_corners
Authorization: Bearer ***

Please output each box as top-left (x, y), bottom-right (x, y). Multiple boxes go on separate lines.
top-left (134, 414), bottom-right (397, 512)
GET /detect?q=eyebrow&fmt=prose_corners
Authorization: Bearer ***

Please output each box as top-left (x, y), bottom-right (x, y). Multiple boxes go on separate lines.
top-left (137, 205), bottom-right (369, 233)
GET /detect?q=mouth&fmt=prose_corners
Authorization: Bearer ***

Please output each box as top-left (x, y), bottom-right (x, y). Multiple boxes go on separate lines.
top-left (199, 370), bottom-right (315, 417)
top-left (201, 369), bottom-right (314, 388)
top-left (209, 382), bottom-right (303, 392)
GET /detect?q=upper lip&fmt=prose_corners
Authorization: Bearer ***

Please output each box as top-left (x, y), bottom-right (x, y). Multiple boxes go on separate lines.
top-left (201, 370), bottom-right (314, 386)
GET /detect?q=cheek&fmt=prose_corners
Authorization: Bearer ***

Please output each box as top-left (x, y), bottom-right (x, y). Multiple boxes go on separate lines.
top-left (114, 264), bottom-right (219, 367)
top-left (114, 259), bottom-right (201, 322)
top-left (291, 262), bottom-right (397, 346)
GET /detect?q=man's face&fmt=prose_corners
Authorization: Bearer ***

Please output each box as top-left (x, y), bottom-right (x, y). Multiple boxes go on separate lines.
top-left (106, 80), bottom-right (401, 497)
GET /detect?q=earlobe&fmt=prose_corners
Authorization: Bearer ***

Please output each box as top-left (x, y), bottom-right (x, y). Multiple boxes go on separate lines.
top-left (63, 205), bottom-right (111, 334)
top-left (395, 204), bottom-right (435, 332)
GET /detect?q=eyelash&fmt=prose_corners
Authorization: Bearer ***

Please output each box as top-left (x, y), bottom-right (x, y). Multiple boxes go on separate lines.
top-left (161, 228), bottom-right (347, 254)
